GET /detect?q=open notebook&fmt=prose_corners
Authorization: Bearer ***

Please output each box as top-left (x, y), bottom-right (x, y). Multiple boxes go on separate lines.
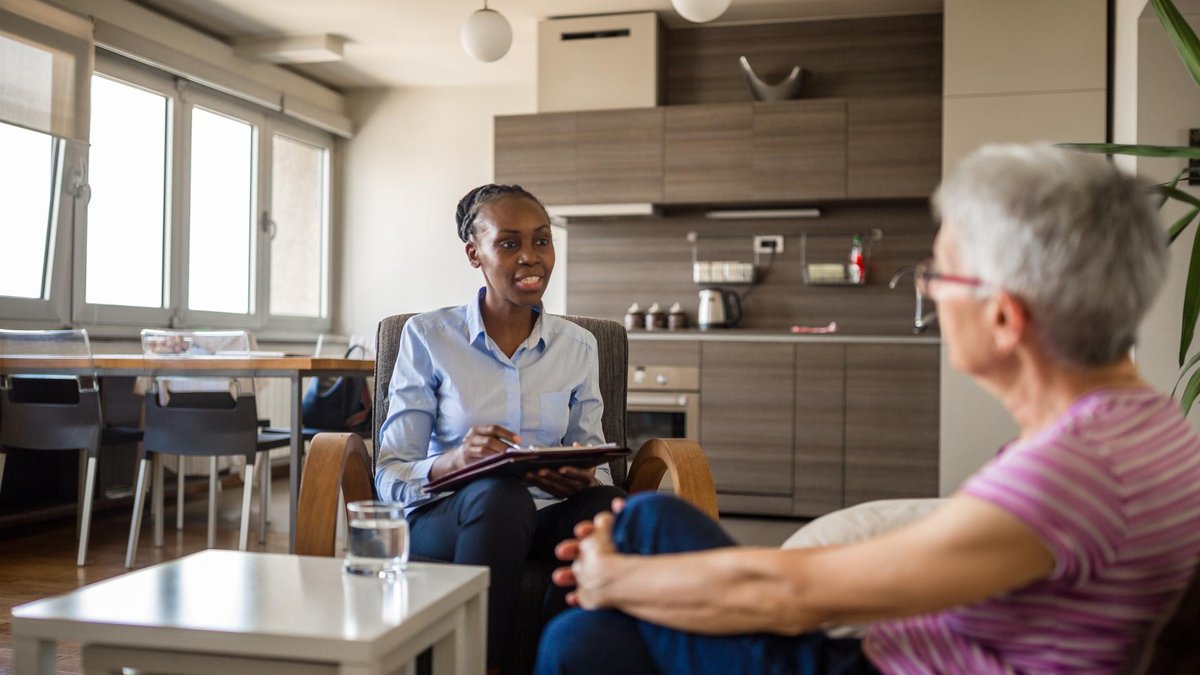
top-left (424, 443), bottom-right (631, 494)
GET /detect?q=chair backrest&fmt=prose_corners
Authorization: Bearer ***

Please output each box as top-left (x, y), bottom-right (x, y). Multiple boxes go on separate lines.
top-left (141, 328), bottom-right (254, 399)
top-left (373, 312), bottom-right (628, 486)
top-left (0, 328), bottom-right (102, 454)
top-left (1127, 559), bottom-right (1200, 674)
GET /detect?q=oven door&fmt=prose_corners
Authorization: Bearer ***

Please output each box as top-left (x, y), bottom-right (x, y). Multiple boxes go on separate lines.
top-left (626, 391), bottom-right (700, 451)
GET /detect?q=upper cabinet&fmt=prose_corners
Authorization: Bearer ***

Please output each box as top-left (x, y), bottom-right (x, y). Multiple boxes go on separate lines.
top-left (495, 108), bottom-right (663, 206)
top-left (495, 94), bottom-right (939, 206)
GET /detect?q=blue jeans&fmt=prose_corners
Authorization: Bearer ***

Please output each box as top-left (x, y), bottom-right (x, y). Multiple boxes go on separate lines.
top-left (535, 493), bottom-right (879, 675)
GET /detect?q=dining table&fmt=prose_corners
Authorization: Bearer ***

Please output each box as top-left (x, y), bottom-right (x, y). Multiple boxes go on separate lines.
top-left (0, 353), bottom-right (375, 553)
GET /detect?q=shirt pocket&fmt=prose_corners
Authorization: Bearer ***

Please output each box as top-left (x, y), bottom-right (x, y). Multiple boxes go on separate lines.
top-left (536, 391), bottom-right (571, 446)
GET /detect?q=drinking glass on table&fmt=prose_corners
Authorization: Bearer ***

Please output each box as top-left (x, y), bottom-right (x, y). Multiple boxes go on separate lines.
top-left (344, 500), bottom-right (409, 577)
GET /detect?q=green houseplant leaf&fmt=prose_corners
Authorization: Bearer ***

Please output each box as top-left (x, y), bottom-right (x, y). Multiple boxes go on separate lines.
top-left (1153, 0), bottom-right (1200, 88)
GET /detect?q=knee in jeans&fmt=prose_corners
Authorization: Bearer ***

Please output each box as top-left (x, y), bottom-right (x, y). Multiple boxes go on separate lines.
top-left (536, 609), bottom-right (621, 673)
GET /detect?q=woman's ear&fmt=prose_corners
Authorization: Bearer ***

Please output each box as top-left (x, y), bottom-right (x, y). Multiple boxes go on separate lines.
top-left (990, 291), bottom-right (1028, 355)
top-left (465, 240), bottom-right (480, 268)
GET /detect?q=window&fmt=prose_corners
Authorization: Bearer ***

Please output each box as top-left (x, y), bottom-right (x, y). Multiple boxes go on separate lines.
top-left (72, 54), bottom-right (335, 334)
top-left (0, 121), bottom-right (58, 299)
top-left (85, 74), bottom-right (170, 309)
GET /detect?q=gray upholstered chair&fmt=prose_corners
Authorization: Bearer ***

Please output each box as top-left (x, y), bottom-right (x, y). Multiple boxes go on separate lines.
top-left (298, 312), bottom-right (717, 674)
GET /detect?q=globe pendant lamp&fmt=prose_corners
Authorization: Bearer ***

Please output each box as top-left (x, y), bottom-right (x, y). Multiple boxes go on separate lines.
top-left (671, 0), bottom-right (731, 23)
top-left (462, 1), bottom-right (512, 62)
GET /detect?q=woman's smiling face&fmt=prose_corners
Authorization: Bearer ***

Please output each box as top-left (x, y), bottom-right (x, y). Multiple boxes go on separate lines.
top-left (466, 195), bottom-right (555, 308)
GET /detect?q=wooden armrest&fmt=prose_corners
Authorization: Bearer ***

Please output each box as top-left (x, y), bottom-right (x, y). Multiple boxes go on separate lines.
top-left (296, 432), bottom-right (375, 557)
top-left (624, 438), bottom-right (718, 520)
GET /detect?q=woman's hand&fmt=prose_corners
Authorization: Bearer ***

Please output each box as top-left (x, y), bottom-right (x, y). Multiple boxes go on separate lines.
top-left (551, 498), bottom-right (627, 608)
top-left (432, 425), bottom-right (518, 478)
top-left (524, 466), bottom-right (597, 497)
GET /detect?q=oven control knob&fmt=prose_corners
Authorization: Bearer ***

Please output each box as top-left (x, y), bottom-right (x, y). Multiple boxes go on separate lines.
top-left (655, 374), bottom-right (669, 385)
top-left (633, 367), bottom-right (646, 384)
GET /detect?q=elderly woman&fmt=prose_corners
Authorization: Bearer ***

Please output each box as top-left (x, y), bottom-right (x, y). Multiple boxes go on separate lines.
top-left (535, 144), bottom-right (1200, 674)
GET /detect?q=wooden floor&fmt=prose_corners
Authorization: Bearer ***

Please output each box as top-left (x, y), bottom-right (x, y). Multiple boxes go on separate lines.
top-left (0, 475), bottom-right (293, 674)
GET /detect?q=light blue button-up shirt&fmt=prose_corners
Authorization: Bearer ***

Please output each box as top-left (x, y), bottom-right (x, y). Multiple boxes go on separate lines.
top-left (377, 289), bottom-right (610, 514)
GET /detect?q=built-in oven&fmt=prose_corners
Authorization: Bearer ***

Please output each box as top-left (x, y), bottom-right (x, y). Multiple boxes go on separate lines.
top-left (626, 365), bottom-right (700, 451)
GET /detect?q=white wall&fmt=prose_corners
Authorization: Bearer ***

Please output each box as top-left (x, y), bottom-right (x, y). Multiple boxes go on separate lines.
top-left (939, 0), bottom-right (1108, 495)
top-left (1129, 3), bottom-right (1200, 414)
top-left (337, 84), bottom-right (558, 340)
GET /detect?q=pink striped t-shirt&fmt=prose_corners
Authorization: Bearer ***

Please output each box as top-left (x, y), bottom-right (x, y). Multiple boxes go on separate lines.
top-left (864, 388), bottom-right (1200, 674)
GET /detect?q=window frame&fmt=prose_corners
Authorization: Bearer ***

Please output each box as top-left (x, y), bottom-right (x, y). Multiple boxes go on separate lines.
top-left (67, 52), bottom-right (335, 337)
top-left (72, 56), bottom-right (176, 328)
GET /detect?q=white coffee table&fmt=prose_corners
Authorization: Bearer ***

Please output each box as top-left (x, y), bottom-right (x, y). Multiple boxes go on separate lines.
top-left (11, 549), bottom-right (489, 675)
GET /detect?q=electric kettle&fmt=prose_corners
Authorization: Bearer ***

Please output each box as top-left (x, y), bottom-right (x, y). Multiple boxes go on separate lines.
top-left (697, 287), bottom-right (742, 329)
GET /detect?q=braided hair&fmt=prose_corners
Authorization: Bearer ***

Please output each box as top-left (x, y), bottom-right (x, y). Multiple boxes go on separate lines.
top-left (455, 183), bottom-right (544, 242)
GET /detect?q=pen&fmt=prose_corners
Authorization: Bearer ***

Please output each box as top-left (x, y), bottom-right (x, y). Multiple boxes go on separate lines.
top-left (497, 436), bottom-right (526, 452)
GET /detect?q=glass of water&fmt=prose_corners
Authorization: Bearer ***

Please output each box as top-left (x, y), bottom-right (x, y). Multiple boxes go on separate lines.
top-left (344, 500), bottom-right (409, 577)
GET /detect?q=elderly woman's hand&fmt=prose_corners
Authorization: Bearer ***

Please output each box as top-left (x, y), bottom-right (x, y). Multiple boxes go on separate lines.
top-left (551, 498), bottom-right (629, 608)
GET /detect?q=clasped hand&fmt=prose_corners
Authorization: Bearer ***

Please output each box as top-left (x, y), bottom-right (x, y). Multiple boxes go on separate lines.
top-left (451, 424), bottom-right (597, 497)
top-left (551, 497), bottom-right (629, 609)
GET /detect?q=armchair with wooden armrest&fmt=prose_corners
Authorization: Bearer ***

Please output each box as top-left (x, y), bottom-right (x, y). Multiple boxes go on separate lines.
top-left (296, 313), bottom-right (718, 674)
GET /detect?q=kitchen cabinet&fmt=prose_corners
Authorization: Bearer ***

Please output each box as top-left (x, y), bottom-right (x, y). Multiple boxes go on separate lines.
top-left (847, 95), bottom-right (942, 199)
top-left (793, 343), bottom-right (845, 515)
top-left (663, 100), bottom-right (848, 203)
top-left (752, 100), bottom-right (847, 201)
top-left (700, 342), bottom-right (795, 504)
top-left (843, 343), bottom-right (940, 504)
top-left (494, 112), bottom-right (576, 205)
top-left (494, 108), bottom-right (663, 206)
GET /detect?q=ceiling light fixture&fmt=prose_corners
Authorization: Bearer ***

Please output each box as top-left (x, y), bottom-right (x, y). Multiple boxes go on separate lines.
top-left (461, 1), bottom-right (512, 62)
top-left (670, 0), bottom-right (732, 23)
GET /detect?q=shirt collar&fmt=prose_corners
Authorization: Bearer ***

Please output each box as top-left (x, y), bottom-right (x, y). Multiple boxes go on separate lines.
top-left (467, 287), bottom-right (547, 352)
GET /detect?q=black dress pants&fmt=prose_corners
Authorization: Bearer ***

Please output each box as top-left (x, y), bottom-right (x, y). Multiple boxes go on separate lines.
top-left (407, 475), bottom-right (626, 669)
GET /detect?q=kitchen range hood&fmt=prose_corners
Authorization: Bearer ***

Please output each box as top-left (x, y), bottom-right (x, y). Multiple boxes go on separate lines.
top-left (545, 203), bottom-right (659, 223)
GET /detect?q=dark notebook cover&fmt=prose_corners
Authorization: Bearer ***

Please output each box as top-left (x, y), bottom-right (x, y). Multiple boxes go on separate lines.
top-left (423, 443), bottom-right (630, 494)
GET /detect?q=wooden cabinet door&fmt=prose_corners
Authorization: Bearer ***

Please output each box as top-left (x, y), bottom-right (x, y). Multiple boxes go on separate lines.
top-left (663, 103), bottom-right (753, 203)
top-left (576, 108), bottom-right (664, 204)
top-left (494, 112), bottom-right (577, 205)
top-left (753, 100), bottom-right (847, 200)
top-left (793, 344), bottom-right (845, 516)
top-left (844, 344), bottom-right (939, 505)
top-left (700, 341), bottom-right (794, 496)
top-left (847, 95), bottom-right (942, 199)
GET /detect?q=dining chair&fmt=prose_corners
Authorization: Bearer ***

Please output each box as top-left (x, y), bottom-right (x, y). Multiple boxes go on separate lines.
top-left (0, 328), bottom-right (142, 566)
top-left (124, 329), bottom-right (289, 567)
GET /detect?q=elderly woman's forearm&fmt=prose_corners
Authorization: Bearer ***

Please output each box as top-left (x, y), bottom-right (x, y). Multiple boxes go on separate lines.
top-left (597, 548), bottom-right (831, 635)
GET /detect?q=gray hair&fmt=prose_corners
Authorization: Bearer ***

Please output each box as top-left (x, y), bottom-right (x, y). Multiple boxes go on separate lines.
top-left (933, 143), bottom-right (1167, 366)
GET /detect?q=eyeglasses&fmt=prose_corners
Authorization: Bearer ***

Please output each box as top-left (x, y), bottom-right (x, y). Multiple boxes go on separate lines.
top-left (914, 258), bottom-right (987, 300)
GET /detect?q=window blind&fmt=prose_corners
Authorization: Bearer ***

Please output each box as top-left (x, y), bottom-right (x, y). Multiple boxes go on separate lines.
top-left (0, 3), bottom-right (92, 142)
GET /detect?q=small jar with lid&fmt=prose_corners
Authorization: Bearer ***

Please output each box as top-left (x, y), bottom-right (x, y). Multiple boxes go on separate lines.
top-left (667, 302), bottom-right (688, 330)
top-left (644, 303), bottom-right (667, 331)
top-left (624, 303), bottom-right (645, 331)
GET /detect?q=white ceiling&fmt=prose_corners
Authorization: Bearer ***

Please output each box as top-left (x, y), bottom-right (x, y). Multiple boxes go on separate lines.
top-left (133, 0), bottom-right (942, 91)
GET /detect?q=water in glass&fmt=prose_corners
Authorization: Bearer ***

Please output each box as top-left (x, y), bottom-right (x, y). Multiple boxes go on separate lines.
top-left (344, 501), bottom-right (409, 577)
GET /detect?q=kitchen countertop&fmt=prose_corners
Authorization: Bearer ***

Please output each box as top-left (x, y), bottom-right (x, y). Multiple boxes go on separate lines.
top-left (626, 329), bottom-right (940, 345)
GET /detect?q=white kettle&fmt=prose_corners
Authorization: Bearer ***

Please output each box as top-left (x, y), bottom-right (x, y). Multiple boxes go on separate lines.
top-left (697, 288), bottom-right (742, 329)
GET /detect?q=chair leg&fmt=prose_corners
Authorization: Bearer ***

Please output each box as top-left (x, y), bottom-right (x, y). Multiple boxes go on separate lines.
top-left (239, 460), bottom-right (255, 551)
top-left (76, 449), bottom-right (87, 540)
top-left (208, 457), bottom-right (218, 549)
top-left (77, 455), bottom-right (98, 567)
top-left (152, 454), bottom-right (164, 548)
top-left (126, 458), bottom-right (151, 568)
top-left (177, 463), bottom-right (185, 530)
top-left (258, 451), bottom-right (269, 545)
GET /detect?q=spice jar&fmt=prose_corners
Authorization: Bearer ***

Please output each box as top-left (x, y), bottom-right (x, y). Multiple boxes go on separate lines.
top-left (624, 302), bottom-right (645, 331)
top-left (645, 303), bottom-right (667, 331)
top-left (667, 302), bottom-right (688, 330)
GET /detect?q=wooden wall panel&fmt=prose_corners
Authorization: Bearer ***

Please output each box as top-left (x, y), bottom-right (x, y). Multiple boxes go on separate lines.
top-left (700, 341), bottom-right (795, 496)
top-left (793, 343), bottom-right (845, 516)
top-left (844, 343), bottom-right (940, 504)
top-left (566, 202), bottom-right (938, 336)
top-left (665, 14), bottom-right (943, 105)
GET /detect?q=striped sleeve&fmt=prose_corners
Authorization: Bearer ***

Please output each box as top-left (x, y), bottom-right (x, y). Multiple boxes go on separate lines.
top-left (961, 441), bottom-right (1126, 586)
